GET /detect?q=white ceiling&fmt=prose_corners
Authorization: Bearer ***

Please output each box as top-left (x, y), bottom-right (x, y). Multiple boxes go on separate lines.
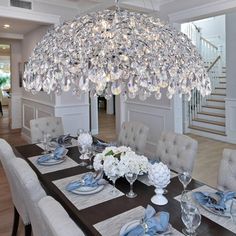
top-left (0, 17), bottom-right (50, 35)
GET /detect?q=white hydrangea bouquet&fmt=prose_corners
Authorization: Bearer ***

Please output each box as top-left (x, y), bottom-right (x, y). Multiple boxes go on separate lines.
top-left (93, 146), bottom-right (149, 180)
top-left (77, 132), bottom-right (93, 147)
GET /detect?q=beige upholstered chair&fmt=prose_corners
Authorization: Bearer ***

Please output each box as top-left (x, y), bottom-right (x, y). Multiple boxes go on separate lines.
top-left (217, 149), bottom-right (236, 192)
top-left (156, 132), bottom-right (198, 174)
top-left (11, 158), bottom-right (47, 236)
top-left (30, 116), bottom-right (64, 143)
top-left (0, 139), bottom-right (31, 236)
top-left (118, 121), bottom-right (149, 154)
top-left (38, 196), bottom-right (85, 236)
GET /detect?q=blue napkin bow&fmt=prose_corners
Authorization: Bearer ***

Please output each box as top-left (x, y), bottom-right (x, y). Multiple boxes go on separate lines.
top-left (66, 172), bottom-right (107, 192)
top-left (121, 205), bottom-right (169, 236)
top-left (51, 134), bottom-right (72, 146)
top-left (37, 146), bottom-right (66, 164)
top-left (193, 191), bottom-right (236, 212)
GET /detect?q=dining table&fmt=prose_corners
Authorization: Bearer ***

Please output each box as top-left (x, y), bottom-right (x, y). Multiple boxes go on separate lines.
top-left (14, 138), bottom-right (236, 236)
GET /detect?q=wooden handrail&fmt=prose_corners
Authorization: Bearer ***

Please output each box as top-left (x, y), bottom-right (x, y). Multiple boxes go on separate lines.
top-left (207, 55), bottom-right (221, 72)
top-left (200, 36), bottom-right (218, 50)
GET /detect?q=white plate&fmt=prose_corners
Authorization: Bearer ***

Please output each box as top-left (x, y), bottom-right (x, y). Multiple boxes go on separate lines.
top-left (38, 156), bottom-right (67, 166)
top-left (71, 185), bottom-right (104, 195)
top-left (120, 220), bottom-right (172, 236)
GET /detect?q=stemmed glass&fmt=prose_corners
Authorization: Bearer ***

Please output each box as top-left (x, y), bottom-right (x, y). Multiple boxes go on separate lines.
top-left (230, 199), bottom-right (236, 223)
top-left (109, 174), bottom-right (119, 196)
top-left (181, 203), bottom-right (201, 236)
top-left (78, 144), bottom-right (90, 166)
top-left (41, 133), bottom-right (51, 154)
top-left (125, 172), bottom-right (137, 198)
top-left (178, 171), bottom-right (192, 190)
top-left (86, 145), bottom-right (95, 170)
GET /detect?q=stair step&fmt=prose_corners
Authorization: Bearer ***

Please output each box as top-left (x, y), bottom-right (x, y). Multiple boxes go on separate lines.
top-left (219, 81), bottom-right (226, 84)
top-left (192, 118), bottom-right (225, 126)
top-left (218, 76), bottom-right (226, 79)
top-left (215, 87), bottom-right (226, 90)
top-left (202, 105), bottom-right (225, 110)
top-left (189, 125), bottom-right (226, 136)
top-left (206, 98), bottom-right (225, 103)
top-left (197, 111), bottom-right (225, 118)
top-left (211, 93), bottom-right (226, 96)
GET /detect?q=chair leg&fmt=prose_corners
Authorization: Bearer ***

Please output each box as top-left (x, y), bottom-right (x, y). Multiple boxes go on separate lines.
top-left (24, 224), bottom-right (32, 236)
top-left (11, 207), bottom-right (19, 236)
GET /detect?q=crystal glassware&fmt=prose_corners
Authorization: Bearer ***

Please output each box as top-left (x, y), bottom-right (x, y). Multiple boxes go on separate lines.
top-left (230, 199), bottom-right (236, 223)
top-left (78, 144), bottom-right (89, 167)
top-left (181, 203), bottom-right (201, 236)
top-left (86, 145), bottom-right (95, 170)
top-left (125, 172), bottom-right (138, 198)
top-left (109, 175), bottom-right (119, 196)
top-left (181, 190), bottom-right (192, 211)
top-left (41, 133), bottom-right (51, 154)
top-left (178, 171), bottom-right (192, 190)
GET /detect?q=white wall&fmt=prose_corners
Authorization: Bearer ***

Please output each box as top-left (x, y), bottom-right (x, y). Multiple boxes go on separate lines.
top-left (225, 11), bottom-right (236, 143)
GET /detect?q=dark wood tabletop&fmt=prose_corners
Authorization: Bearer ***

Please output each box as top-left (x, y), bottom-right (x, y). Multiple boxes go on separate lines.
top-left (14, 143), bottom-right (235, 236)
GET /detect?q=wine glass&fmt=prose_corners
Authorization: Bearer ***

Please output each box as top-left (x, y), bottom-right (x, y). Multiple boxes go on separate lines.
top-left (181, 190), bottom-right (192, 211)
top-left (78, 144), bottom-right (89, 166)
top-left (230, 199), bottom-right (236, 223)
top-left (109, 174), bottom-right (119, 196)
top-left (181, 203), bottom-right (201, 236)
top-left (125, 172), bottom-right (137, 198)
top-left (86, 145), bottom-right (95, 170)
top-left (41, 133), bottom-right (51, 154)
top-left (178, 171), bottom-right (192, 190)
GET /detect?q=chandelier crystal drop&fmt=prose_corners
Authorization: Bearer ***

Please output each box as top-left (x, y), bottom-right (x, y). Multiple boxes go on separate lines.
top-left (23, 8), bottom-right (211, 101)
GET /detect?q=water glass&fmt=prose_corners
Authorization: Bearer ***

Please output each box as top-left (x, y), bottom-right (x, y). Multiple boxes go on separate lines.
top-left (181, 190), bottom-right (192, 211)
top-left (181, 203), bottom-right (201, 236)
top-left (109, 175), bottom-right (119, 196)
top-left (230, 199), bottom-right (236, 223)
top-left (178, 172), bottom-right (192, 190)
top-left (86, 145), bottom-right (95, 169)
top-left (125, 172), bottom-right (137, 198)
top-left (78, 144), bottom-right (89, 166)
top-left (41, 133), bottom-right (51, 154)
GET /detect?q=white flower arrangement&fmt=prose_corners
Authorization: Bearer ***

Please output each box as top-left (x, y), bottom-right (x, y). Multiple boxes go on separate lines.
top-left (77, 132), bottom-right (93, 147)
top-left (93, 146), bottom-right (149, 179)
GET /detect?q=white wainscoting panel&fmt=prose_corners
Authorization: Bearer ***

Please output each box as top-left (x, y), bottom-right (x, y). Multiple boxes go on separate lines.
top-left (225, 98), bottom-right (236, 143)
top-left (55, 104), bottom-right (89, 136)
top-left (125, 100), bottom-right (174, 156)
top-left (11, 94), bottom-right (22, 129)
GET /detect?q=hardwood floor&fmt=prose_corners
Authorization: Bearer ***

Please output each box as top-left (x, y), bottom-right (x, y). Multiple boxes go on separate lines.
top-left (1, 108), bottom-right (236, 235)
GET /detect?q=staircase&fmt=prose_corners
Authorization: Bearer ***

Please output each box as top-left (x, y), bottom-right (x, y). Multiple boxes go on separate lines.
top-left (188, 67), bottom-right (226, 141)
top-left (182, 23), bottom-right (227, 141)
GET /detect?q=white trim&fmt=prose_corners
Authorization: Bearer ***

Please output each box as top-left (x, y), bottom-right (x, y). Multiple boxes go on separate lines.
top-left (169, 0), bottom-right (236, 23)
top-left (21, 131), bottom-right (31, 143)
top-left (0, 33), bottom-right (24, 39)
top-left (22, 103), bottom-right (35, 131)
top-left (125, 100), bottom-right (171, 110)
top-left (22, 97), bottom-right (55, 108)
top-left (34, 0), bottom-right (79, 9)
top-left (0, 5), bottom-right (60, 24)
top-left (225, 98), bottom-right (236, 101)
top-left (54, 103), bottom-right (89, 109)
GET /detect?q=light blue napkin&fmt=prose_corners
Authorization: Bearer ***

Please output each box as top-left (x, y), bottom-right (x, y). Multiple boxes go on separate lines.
top-left (66, 172), bottom-right (107, 192)
top-left (193, 191), bottom-right (236, 212)
top-left (120, 205), bottom-right (169, 236)
top-left (37, 146), bottom-right (66, 164)
top-left (51, 134), bottom-right (72, 146)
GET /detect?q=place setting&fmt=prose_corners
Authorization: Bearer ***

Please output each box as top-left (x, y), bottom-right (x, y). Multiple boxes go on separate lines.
top-left (28, 145), bottom-right (79, 174)
top-left (174, 175), bottom-right (236, 235)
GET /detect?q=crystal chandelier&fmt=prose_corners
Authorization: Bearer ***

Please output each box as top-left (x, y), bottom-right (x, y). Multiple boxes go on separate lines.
top-left (23, 5), bottom-right (211, 101)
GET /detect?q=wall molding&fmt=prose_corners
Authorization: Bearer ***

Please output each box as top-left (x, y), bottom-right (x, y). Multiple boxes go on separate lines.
top-left (22, 97), bottom-right (55, 108)
top-left (22, 103), bottom-right (35, 131)
top-left (125, 100), bottom-right (171, 110)
top-left (0, 5), bottom-right (60, 24)
top-left (169, 0), bottom-right (236, 23)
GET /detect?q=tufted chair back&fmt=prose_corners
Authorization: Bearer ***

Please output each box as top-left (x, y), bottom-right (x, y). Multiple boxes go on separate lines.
top-left (217, 149), bottom-right (236, 192)
top-left (0, 139), bottom-right (30, 225)
top-left (118, 121), bottom-right (149, 154)
top-left (11, 158), bottom-right (47, 236)
top-left (38, 196), bottom-right (85, 236)
top-left (156, 132), bottom-right (198, 174)
top-left (30, 116), bottom-right (64, 143)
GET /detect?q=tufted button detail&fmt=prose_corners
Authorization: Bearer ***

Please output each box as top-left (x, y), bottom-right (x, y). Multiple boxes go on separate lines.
top-left (177, 153), bottom-right (180, 158)
top-left (35, 124), bottom-right (38, 128)
top-left (46, 122), bottom-right (49, 126)
top-left (165, 149), bottom-right (168, 154)
top-left (52, 129), bottom-right (55, 133)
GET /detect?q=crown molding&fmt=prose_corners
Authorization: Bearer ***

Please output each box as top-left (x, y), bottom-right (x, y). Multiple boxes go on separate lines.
top-left (169, 0), bottom-right (236, 23)
top-left (34, 0), bottom-right (79, 8)
top-left (0, 6), bottom-right (60, 25)
top-left (0, 32), bottom-right (24, 39)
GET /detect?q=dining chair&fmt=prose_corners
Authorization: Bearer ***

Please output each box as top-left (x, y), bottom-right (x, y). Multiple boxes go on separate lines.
top-left (155, 132), bottom-right (198, 174)
top-left (217, 148), bottom-right (236, 192)
top-left (11, 157), bottom-right (47, 236)
top-left (117, 121), bottom-right (149, 154)
top-left (38, 196), bottom-right (85, 236)
top-left (0, 139), bottom-right (31, 236)
top-left (30, 116), bottom-right (64, 143)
